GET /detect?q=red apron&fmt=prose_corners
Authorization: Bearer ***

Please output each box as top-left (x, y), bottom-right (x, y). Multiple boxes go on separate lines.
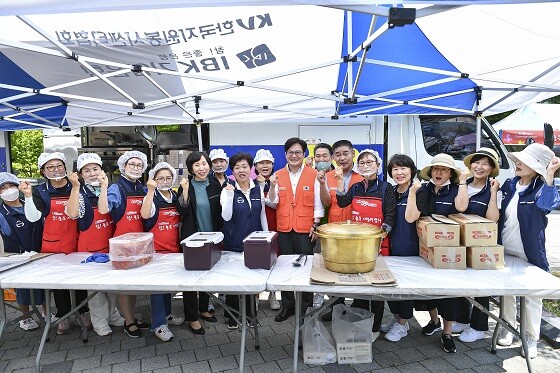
top-left (113, 195), bottom-right (144, 237)
top-left (42, 196), bottom-right (78, 254)
top-left (78, 206), bottom-right (114, 253)
top-left (149, 206), bottom-right (180, 253)
top-left (351, 195), bottom-right (390, 256)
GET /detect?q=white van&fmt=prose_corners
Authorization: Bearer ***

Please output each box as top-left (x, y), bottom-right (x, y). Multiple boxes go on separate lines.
top-left (209, 114), bottom-right (515, 183)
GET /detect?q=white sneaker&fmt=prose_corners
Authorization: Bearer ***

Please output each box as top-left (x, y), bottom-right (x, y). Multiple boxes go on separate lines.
top-left (497, 329), bottom-right (514, 346)
top-left (385, 321), bottom-right (409, 342)
top-left (57, 318), bottom-right (71, 335)
top-left (19, 318), bottom-right (39, 331)
top-left (94, 324), bottom-right (113, 336)
top-left (521, 338), bottom-right (538, 359)
top-left (380, 317), bottom-right (397, 333)
top-left (372, 331), bottom-right (380, 343)
top-left (109, 314), bottom-right (125, 327)
top-left (42, 313), bottom-right (58, 323)
top-left (459, 327), bottom-right (485, 343)
top-left (451, 322), bottom-right (470, 334)
top-left (155, 325), bottom-right (173, 342)
top-left (268, 292), bottom-right (280, 311)
top-left (166, 314), bottom-right (185, 326)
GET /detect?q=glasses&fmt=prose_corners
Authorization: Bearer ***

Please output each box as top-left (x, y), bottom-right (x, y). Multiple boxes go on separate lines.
top-left (44, 163), bottom-right (65, 172)
top-left (126, 162), bottom-right (144, 170)
top-left (358, 160), bottom-right (376, 167)
top-left (287, 150), bottom-right (303, 156)
top-left (155, 176), bottom-right (173, 182)
top-left (432, 166), bottom-right (450, 174)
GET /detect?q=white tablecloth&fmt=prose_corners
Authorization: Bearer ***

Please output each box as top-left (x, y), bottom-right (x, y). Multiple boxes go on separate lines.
top-left (0, 252), bottom-right (269, 294)
top-left (266, 255), bottom-right (560, 299)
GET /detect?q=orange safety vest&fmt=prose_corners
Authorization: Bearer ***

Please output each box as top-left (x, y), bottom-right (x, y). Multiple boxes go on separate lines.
top-left (276, 166), bottom-right (317, 233)
top-left (325, 169), bottom-right (363, 223)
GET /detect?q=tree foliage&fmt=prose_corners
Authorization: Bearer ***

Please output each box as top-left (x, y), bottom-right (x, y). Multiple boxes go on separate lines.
top-left (10, 130), bottom-right (43, 178)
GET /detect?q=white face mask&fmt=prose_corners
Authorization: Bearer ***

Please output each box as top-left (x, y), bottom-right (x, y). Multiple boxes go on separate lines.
top-left (86, 181), bottom-right (100, 187)
top-left (46, 173), bottom-right (67, 182)
top-left (157, 183), bottom-right (172, 191)
top-left (212, 165), bottom-right (226, 173)
top-left (0, 188), bottom-right (19, 202)
top-left (125, 170), bottom-right (142, 180)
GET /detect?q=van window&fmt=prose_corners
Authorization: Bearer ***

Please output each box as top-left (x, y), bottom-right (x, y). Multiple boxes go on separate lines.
top-left (420, 116), bottom-right (501, 166)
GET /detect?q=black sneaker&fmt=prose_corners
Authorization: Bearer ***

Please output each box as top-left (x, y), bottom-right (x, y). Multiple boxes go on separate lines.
top-left (441, 333), bottom-right (457, 353)
top-left (124, 323), bottom-right (143, 338)
top-left (422, 319), bottom-right (442, 336)
top-left (227, 317), bottom-right (239, 330)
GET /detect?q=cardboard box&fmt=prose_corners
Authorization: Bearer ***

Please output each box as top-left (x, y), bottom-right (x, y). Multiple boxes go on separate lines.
top-left (336, 342), bottom-right (372, 364)
top-left (419, 242), bottom-right (466, 269)
top-left (416, 215), bottom-right (460, 247)
top-left (467, 245), bottom-right (504, 270)
top-left (448, 213), bottom-right (498, 247)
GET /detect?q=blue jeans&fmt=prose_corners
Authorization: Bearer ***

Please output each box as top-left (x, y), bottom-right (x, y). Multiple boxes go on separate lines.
top-left (150, 293), bottom-right (171, 330)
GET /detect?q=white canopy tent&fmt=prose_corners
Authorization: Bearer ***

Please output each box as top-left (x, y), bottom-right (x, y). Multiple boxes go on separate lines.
top-left (1, 1), bottom-right (560, 135)
top-left (493, 103), bottom-right (560, 145)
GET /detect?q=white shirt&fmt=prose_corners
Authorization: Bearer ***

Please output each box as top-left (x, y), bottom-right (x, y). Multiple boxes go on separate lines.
top-left (142, 190), bottom-right (173, 219)
top-left (501, 182), bottom-right (529, 260)
top-left (220, 179), bottom-right (268, 231)
top-left (267, 164), bottom-right (324, 221)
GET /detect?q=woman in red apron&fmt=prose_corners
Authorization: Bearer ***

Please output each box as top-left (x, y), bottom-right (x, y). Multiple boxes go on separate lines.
top-left (140, 162), bottom-right (184, 342)
top-left (20, 152), bottom-right (90, 335)
top-left (106, 151), bottom-right (151, 338)
top-left (66, 153), bottom-right (125, 336)
top-left (335, 149), bottom-right (397, 342)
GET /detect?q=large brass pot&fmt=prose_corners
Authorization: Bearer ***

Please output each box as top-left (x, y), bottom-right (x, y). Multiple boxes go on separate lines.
top-left (316, 221), bottom-right (384, 273)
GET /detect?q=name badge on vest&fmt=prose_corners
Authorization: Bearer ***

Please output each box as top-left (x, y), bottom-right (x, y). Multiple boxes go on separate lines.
top-left (278, 186), bottom-right (286, 191)
top-left (303, 186), bottom-right (310, 191)
top-left (329, 187), bottom-right (337, 191)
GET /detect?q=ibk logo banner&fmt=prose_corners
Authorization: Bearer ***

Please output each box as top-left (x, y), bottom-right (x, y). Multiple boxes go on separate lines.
top-left (236, 44), bottom-right (276, 69)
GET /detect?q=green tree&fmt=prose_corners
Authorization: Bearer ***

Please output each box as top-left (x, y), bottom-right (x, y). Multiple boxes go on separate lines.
top-left (10, 130), bottom-right (43, 178)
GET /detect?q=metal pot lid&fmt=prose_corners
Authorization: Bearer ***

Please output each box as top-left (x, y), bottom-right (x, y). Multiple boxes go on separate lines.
top-left (316, 221), bottom-right (384, 238)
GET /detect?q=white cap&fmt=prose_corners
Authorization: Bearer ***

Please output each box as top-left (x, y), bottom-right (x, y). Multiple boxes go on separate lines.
top-left (0, 172), bottom-right (20, 188)
top-left (77, 153), bottom-right (103, 172)
top-left (148, 162), bottom-right (177, 185)
top-left (209, 148), bottom-right (229, 163)
top-left (117, 151), bottom-right (148, 174)
top-left (508, 143), bottom-right (555, 179)
top-left (38, 152), bottom-right (66, 170)
top-left (253, 149), bottom-right (275, 164)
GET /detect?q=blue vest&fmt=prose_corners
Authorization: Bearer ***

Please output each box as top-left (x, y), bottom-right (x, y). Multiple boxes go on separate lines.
top-left (110, 176), bottom-right (146, 224)
top-left (36, 180), bottom-right (72, 217)
top-left (390, 186), bottom-right (419, 256)
top-left (465, 177), bottom-right (492, 217)
top-left (223, 186), bottom-right (263, 252)
top-left (77, 184), bottom-right (99, 232)
top-left (498, 177), bottom-right (556, 271)
top-left (143, 190), bottom-right (178, 232)
top-left (420, 183), bottom-right (460, 216)
top-left (0, 201), bottom-right (42, 253)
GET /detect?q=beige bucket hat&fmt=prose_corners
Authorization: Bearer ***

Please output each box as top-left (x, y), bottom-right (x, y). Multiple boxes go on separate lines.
top-left (419, 153), bottom-right (462, 181)
top-left (463, 147), bottom-right (500, 177)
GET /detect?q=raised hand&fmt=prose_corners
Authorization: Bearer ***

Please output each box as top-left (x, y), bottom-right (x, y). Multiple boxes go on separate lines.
top-left (68, 172), bottom-right (80, 188)
top-left (146, 179), bottom-right (157, 191)
top-left (180, 177), bottom-right (189, 190)
top-left (18, 181), bottom-right (32, 198)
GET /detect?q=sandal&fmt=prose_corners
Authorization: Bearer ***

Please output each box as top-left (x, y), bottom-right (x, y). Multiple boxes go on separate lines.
top-left (124, 323), bottom-right (142, 338)
top-left (134, 318), bottom-right (151, 329)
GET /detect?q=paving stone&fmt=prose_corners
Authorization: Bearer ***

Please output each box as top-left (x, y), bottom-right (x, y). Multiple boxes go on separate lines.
top-left (195, 345), bottom-right (223, 361)
top-left (209, 355), bottom-right (239, 372)
top-left (392, 347), bottom-right (428, 363)
top-left (219, 341), bottom-right (244, 357)
top-left (82, 367), bottom-right (113, 373)
top-left (250, 361), bottom-right (284, 373)
top-left (2, 346), bottom-right (34, 358)
top-left (266, 333), bottom-right (293, 348)
top-left (101, 351), bottom-right (129, 366)
top-left (94, 340), bottom-right (122, 355)
top-left (128, 345), bottom-right (156, 360)
top-left (70, 355), bottom-right (102, 371)
top-left (463, 347), bottom-right (503, 365)
top-left (111, 359), bottom-right (142, 373)
top-left (150, 367), bottom-right (182, 373)
top-left (443, 353), bottom-right (480, 370)
top-left (6, 356), bottom-right (35, 371)
top-left (373, 351), bottom-right (406, 368)
top-left (155, 340), bottom-right (183, 355)
top-left (259, 346), bottom-right (290, 362)
top-left (120, 337), bottom-right (147, 351)
top-left (472, 364), bottom-right (507, 373)
top-left (240, 350), bottom-right (266, 366)
top-left (168, 350), bottom-right (197, 366)
top-left (179, 335), bottom-right (207, 351)
top-left (419, 357), bottom-right (457, 373)
top-left (140, 355), bottom-right (170, 371)
top-left (67, 344), bottom-right (95, 359)
top-left (395, 362), bottom-right (431, 373)
top-left (41, 360), bottom-right (73, 373)
top-left (366, 368), bottom-right (400, 373)
top-left (352, 360), bottom-right (383, 372)
top-left (321, 363), bottom-right (359, 372)
top-left (205, 332), bottom-right (232, 347)
top-left (39, 350), bottom-right (67, 364)
top-left (181, 360), bottom-right (211, 373)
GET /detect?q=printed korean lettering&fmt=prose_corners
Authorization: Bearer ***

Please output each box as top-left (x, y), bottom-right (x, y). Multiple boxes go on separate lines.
top-left (236, 13), bottom-right (273, 30)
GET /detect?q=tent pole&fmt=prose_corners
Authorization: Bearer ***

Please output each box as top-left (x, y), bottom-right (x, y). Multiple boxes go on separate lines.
top-left (475, 88), bottom-right (481, 150)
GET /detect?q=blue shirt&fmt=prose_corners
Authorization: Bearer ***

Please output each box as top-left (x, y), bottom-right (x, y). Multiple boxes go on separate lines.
top-left (192, 179), bottom-right (212, 232)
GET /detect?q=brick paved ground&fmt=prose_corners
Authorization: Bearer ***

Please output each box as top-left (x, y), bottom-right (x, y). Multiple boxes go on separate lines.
top-left (1, 213), bottom-right (558, 372)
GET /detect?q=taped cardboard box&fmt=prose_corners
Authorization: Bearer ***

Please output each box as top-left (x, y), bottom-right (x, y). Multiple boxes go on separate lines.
top-left (416, 215), bottom-right (460, 247)
top-left (448, 213), bottom-right (498, 247)
top-left (419, 241), bottom-right (466, 269)
top-left (467, 245), bottom-right (504, 270)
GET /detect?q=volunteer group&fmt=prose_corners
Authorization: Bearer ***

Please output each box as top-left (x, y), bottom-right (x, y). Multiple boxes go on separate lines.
top-left (0, 138), bottom-right (558, 358)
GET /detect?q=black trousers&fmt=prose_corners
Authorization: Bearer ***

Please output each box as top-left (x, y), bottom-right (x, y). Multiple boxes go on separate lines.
top-left (278, 230), bottom-right (315, 313)
top-left (415, 298), bottom-right (459, 322)
top-left (182, 291), bottom-right (210, 322)
top-left (351, 299), bottom-right (385, 332)
top-left (224, 295), bottom-right (254, 319)
top-left (53, 289), bottom-right (88, 318)
top-left (387, 300), bottom-right (415, 320)
top-left (457, 297), bottom-right (489, 331)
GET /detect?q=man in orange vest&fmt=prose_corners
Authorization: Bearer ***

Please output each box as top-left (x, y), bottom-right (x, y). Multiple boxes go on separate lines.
top-left (268, 137), bottom-right (324, 322)
top-left (317, 140), bottom-right (364, 321)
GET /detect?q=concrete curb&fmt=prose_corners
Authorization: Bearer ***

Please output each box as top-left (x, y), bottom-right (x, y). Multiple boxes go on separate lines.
top-left (541, 309), bottom-right (560, 349)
